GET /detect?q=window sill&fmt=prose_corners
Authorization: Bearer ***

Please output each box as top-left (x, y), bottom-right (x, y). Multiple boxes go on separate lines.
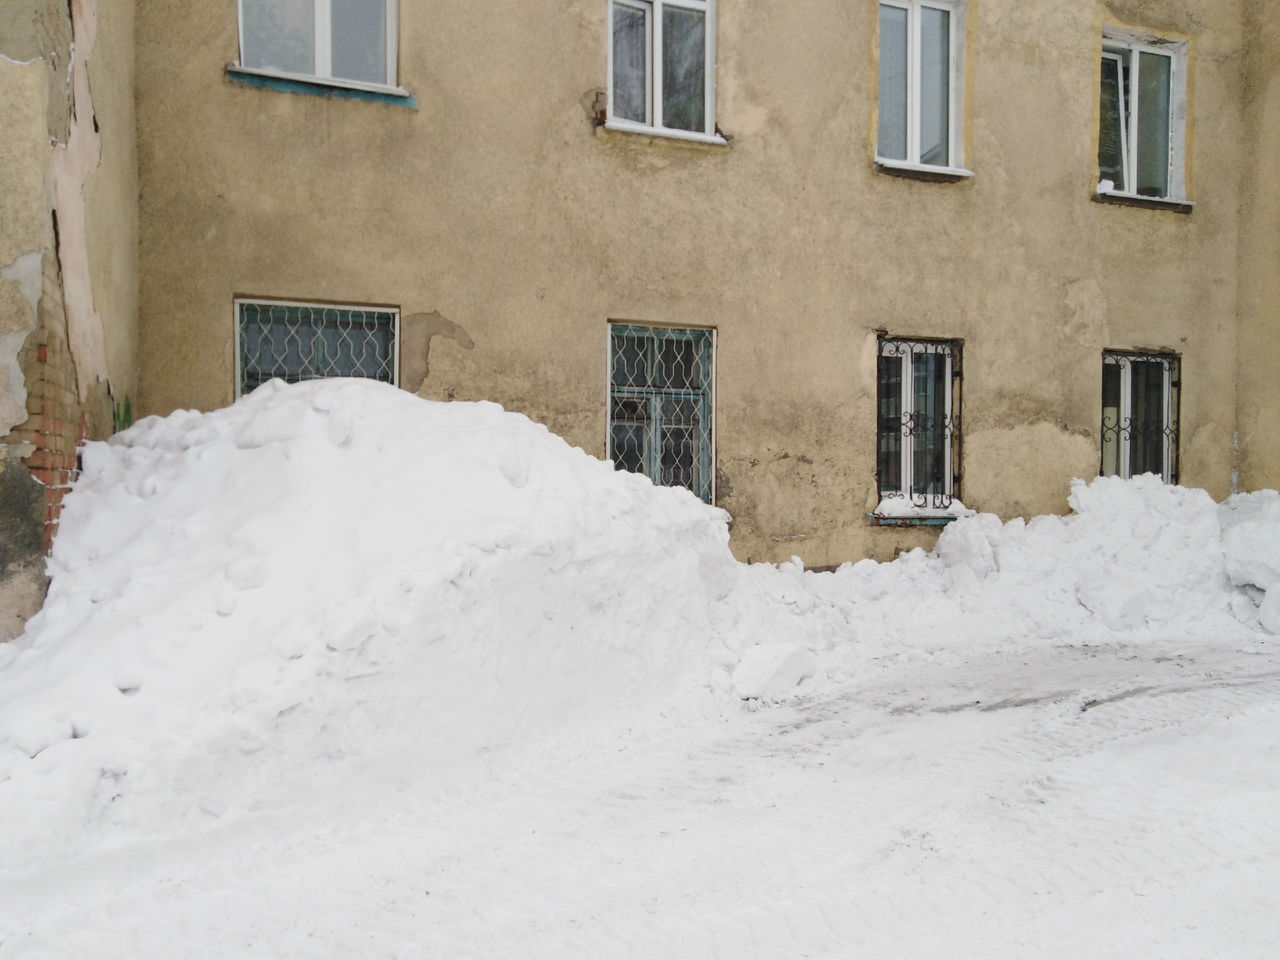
top-left (1092, 190), bottom-right (1193, 214)
top-left (875, 158), bottom-right (975, 183)
top-left (866, 512), bottom-right (959, 528)
top-left (226, 65), bottom-right (416, 107)
top-left (599, 118), bottom-right (729, 149)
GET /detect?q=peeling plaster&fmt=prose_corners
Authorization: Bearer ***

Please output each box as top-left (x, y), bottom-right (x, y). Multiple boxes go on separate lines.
top-left (50, 0), bottom-right (109, 399)
top-left (0, 251), bottom-right (43, 432)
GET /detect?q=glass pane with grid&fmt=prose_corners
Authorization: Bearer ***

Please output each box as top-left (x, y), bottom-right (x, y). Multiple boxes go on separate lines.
top-left (239, 301), bottom-right (395, 395)
top-left (608, 324), bottom-right (713, 503)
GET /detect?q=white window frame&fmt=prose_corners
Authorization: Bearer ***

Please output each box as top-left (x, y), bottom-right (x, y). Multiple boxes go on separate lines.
top-left (876, 337), bottom-right (959, 512)
top-left (1097, 28), bottom-right (1188, 202)
top-left (233, 297), bottom-right (401, 399)
top-left (234, 0), bottom-right (404, 96)
top-left (605, 0), bottom-right (724, 145)
top-left (875, 0), bottom-right (970, 177)
top-left (1100, 351), bottom-right (1179, 484)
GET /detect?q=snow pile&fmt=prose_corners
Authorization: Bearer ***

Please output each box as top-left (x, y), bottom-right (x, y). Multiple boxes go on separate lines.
top-left (725, 475), bottom-right (1279, 675)
top-left (0, 380), bottom-right (745, 870)
top-left (2, 379), bottom-right (1279, 878)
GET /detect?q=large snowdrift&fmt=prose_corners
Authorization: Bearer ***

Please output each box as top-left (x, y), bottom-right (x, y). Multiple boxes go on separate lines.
top-left (1, 379), bottom-right (1277, 874)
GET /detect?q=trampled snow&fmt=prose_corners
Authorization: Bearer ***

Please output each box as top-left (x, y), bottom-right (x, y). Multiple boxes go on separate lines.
top-left (2, 379), bottom-right (1278, 958)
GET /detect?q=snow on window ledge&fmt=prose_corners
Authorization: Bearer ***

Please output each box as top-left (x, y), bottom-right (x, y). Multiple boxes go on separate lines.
top-left (867, 496), bottom-right (975, 527)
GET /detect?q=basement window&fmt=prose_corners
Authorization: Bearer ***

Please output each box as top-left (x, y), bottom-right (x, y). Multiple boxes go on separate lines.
top-left (236, 298), bottom-right (399, 397)
top-left (874, 336), bottom-right (963, 519)
top-left (1100, 351), bottom-right (1180, 483)
top-left (236, 0), bottom-right (402, 93)
top-left (608, 323), bottom-right (715, 503)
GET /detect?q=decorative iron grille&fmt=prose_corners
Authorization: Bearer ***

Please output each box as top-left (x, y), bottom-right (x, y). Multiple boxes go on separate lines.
top-left (877, 336), bottom-right (961, 509)
top-left (608, 323), bottom-right (714, 503)
top-left (237, 299), bottom-right (397, 397)
top-left (1101, 351), bottom-right (1179, 483)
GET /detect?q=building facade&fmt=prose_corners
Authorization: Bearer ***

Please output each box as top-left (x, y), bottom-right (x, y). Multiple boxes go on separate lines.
top-left (2, 0), bottom-right (1279, 636)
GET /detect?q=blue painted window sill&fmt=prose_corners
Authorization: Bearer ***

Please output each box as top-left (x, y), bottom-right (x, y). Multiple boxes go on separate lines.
top-left (227, 66), bottom-right (416, 108)
top-left (865, 512), bottom-right (957, 528)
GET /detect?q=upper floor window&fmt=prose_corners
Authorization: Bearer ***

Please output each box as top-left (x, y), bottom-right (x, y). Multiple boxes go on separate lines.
top-left (607, 0), bottom-right (720, 143)
top-left (877, 0), bottom-right (966, 172)
top-left (238, 0), bottom-right (398, 89)
top-left (1097, 29), bottom-right (1187, 201)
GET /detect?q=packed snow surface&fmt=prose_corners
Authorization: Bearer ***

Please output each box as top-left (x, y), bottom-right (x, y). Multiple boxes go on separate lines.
top-left (2, 379), bottom-right (1279, 958)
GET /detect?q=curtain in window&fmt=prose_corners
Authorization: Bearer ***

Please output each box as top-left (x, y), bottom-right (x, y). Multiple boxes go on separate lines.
top-left (662, 5), bottom-right (706, 132)
top-left (612, 2), bottom-right (649, 123)
top-left (1098, 56), bottom-right (1127, 190)
top-left (241, 0), bottom-right (315, 75)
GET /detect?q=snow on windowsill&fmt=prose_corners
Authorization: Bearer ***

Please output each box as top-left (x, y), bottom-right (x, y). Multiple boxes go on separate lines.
top-left (868, 497), bottom-right (976, 527)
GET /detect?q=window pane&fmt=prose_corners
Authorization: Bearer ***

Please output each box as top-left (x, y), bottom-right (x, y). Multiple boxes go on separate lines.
top-left (1135, 52), bottom-right (1171, 198)
top-left (331, 0), bottom-right (388, 84)
top-left (660, 397), bottom-right (699, 490)
top-left (911, 351), bottom-right (948, 497)
top-left (877, 354), bottom-right (904, 496)
top-left (662, 5), bottom-right (706, 131)
top-left (1098, 56), bottom-right (1126, 191)
top-left (611, 332), bottom-right (649, 387)
top-left (612, 2), bottom-right (649, 123)
top-left (1101, 360), bottom-right (1122, 476)
top-left (919, 6), bottom-right (950, 166)
top-left (1129, 359), bottom-right (1166, 476)
top-left (241, 0), bottom-right (315, 75)
top-left (657, 336), bottom-right (700, 390)
top-left (611, 397), bottom-right (649, 475)
top-left (878, 4), bottom-right (909, 161)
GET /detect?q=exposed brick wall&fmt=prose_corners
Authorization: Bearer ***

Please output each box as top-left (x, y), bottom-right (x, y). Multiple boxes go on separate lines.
top-left (8, 253), bottom-right (97, 554)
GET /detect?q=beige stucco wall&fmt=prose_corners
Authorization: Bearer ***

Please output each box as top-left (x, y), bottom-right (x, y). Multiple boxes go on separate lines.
top-left (135, 0), bottom-right (1249, 564)
top-left (1237, 0), bottom-right (1280, 492)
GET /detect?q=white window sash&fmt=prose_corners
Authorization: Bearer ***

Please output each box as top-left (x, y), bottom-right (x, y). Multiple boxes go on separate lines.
top-left (877, 0), bottom-right (963, 169)
top-left (606, 0), bottom-right (716, 139)
top-left (1100, 31), bottom-right (1184, 200)
top-left (238, 0), bottom-right (398, 88)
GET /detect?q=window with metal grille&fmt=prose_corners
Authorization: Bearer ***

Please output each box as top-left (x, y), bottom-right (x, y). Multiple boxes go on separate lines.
top-left (608, 323), bottom-right (714, 503)
top-left (1101, 351), bottom-right (1179, 483)
top-left (877, 336), bottom-right (961, 509)
top-left (236, 298), bottom-right (398, 397)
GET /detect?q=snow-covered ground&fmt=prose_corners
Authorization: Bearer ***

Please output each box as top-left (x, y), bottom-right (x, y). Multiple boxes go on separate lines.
top-left (2, 379), bottom-right (1279, 958)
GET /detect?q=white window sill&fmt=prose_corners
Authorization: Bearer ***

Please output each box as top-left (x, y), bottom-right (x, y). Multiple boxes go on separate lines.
top-left (228, 64), bottom-right (412, 99)
top-left (601, 118), bottom-right (728, 148)
top-left (1092, 188), bottom-right (1194, 214)
top-left (875, 157), bottom-right (975, 181)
